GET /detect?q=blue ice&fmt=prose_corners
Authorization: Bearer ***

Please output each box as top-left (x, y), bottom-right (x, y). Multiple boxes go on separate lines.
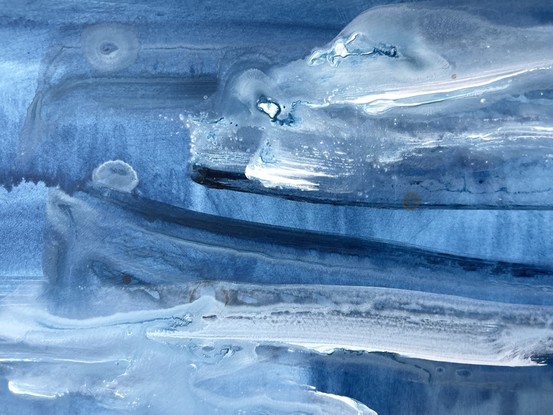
top-left (190, 3), bottom-right (553, 208)
top-left (1, 1), bottom-right (553, 414)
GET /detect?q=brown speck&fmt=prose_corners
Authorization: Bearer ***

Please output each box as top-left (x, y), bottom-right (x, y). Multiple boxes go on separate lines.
top-left (451, 73), bottom-right (457, 80)
top-left (188, 287), bottom-right (197, 303)
top-left (122, 274), bottom-right (132, 285)
top-left (403, 192), bottom-right (421, 210)
top-left (222, 289), bottom-right (231, 306)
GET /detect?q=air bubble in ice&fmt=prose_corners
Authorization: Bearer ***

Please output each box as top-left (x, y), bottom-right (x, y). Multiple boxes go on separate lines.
top-left (92, 160), bottom-right (139, 193)
top-left (81, 23), bottom-right (139, 72)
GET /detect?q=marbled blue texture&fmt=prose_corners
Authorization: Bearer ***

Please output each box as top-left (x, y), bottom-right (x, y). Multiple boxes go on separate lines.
top-left (1, 1), bottom-right (553, 414)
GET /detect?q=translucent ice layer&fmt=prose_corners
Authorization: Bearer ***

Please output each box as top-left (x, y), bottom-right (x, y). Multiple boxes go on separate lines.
top-left (0, 296), bottom-right (377, 415)
top-left (147, 283), bottom-right (553, 367)
top-left (3, 2), bottom-right (553, 414)
top-left (44, 187), bottom-right (553, 320)
top-left (2, 183), bottom-right (553, 412)
top-left (39, 188), bottom-right (553, 365)
top-left (189, 4), bottom-right (553, 208)
top-left (2, 185), bottom-right (553, 413)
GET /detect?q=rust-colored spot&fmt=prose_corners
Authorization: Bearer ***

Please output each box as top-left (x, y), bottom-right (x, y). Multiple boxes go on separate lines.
top-left (223, 289), bottom-right (231, 306)
top-left (122, 274), bottom-right (132, 285)
top-left (403, 192), bottom-right (421, 210)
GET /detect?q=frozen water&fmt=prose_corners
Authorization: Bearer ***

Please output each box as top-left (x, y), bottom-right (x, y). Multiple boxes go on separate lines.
top-left (1, 1), bottom-right (553, 414)
top-left (190, 3), bottom-right (553, 208)
top-left (92, 160), bottom-right (139, 193)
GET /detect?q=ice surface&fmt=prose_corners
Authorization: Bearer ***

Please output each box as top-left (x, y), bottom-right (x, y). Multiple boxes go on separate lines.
top-left (81, 24), bottom-right (140, 72)
top-left (92, 160), bottom-right (139, 192)
top-left (2, 1), bottom-right (553, 414)
top-left (190, 4), bottom-right (553, 208)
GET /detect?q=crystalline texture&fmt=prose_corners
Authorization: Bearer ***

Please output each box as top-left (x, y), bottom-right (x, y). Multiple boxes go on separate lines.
top-left (189, 4), bottom-right (553, 208)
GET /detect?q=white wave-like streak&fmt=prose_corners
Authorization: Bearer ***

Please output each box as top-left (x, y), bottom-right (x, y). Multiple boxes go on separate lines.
top-left (1, 281), bottom-right (552, 411)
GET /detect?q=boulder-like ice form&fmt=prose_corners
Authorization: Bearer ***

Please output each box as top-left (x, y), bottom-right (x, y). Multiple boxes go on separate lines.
top-left (189, 4), bottom-right (553, 208)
